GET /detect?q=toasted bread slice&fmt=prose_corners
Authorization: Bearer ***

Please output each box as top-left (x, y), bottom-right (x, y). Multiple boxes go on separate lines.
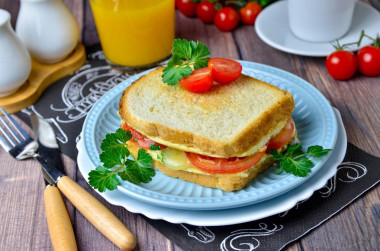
top-left (119, 67), bottom-right (295, 158)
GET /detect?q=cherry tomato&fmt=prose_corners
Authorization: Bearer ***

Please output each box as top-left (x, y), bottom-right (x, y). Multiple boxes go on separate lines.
top-left (176, 0), bottom-right (198, 17)
top-left (179, 67), bottom-right (214, 93)
top-left (214, 7), bottom-right (239, 32)
top-left (326, 50), bottom-right (357, 80)
top-left (266, 117), bottom-right (295, 153)
top-left (196, 1), bottom-right (216, 24)
top-left (208, 58), bottom-right (242, 84)
top-left (186, 150), bottom-right (265, 174)
top-left (357, 46), bottom-right (380, 77)
top-left (121, 124), bottom-right (166, 150)
top-left (239, 2), bottom-right (262, 25)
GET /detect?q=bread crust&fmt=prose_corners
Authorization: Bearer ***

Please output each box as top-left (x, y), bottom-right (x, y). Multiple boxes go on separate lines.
top-left (119, 67), bottom-right (295, 158)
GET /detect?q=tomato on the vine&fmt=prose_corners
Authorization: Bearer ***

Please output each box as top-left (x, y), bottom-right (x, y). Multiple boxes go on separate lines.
top-left (196, 1), bottom-right (216, 24)
top-left (214, 7), bottom-right (239, 32)
top-left (208, 58), bottom-right (242, 84)
top-left (326, 50), bottom-right (357, 80)
top-left (176, 0), bottom-right (198, 17)
top-left (239, 2), bottom-right (262, 25)
top-left (357, 45), bottom-right (380, 77)
top-left (179, 67), bottom-right (214, 93)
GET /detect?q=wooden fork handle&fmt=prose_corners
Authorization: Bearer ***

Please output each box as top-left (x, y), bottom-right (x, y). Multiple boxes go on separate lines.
top-left (44, 185), bottom-right (77, 251)
top-left (57, 176), bottom-right (136, 251)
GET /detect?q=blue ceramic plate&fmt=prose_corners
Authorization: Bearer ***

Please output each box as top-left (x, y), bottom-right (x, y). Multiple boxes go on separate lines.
top-left (77, 108), bottom-right (345, 225)
top-left (81, 61), bottom-right (338, 210)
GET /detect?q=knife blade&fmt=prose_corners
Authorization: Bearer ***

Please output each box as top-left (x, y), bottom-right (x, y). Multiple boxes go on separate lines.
top-left (30, 114), bottom-right (136, 251)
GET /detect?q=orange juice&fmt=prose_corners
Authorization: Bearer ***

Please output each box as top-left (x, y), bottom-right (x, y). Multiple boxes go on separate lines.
top-left (90, 0), bottom-right (175, 67)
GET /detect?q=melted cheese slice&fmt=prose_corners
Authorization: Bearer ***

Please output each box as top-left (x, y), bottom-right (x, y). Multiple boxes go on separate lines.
top-left (149, 148), bottom-right (206, 174)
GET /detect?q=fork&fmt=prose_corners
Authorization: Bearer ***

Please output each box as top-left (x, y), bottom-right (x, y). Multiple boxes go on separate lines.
top-left (0, 108), bottom-right (137, 251)
top-left (0, 107), bottom-right (77, 251)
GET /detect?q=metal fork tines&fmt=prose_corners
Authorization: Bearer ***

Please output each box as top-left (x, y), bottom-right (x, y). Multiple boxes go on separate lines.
top-left (0, 108), bottom-right (37, 159)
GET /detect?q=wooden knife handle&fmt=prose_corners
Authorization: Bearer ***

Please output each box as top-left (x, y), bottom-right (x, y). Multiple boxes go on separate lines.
top-left (57, 176), bottom-right (136, 251)
top-left (44, 185), bottom-right (77, 251)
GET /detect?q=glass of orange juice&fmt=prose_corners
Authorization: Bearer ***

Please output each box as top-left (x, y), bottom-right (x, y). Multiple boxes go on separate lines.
top-left (90, 0), bottom-right (175, 72)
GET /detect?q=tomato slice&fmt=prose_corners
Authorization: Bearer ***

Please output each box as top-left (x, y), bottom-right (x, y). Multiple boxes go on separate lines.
top-left (179, 67), bottom-right (214, 93)
top-left (208, 58), bottom-right (242, 85)
top-left (266, 117), bottom-right (294, 152)
top-left (185, 150), bottom-right (265, 174)
top-left (121, 124), bottom-right (166, 150)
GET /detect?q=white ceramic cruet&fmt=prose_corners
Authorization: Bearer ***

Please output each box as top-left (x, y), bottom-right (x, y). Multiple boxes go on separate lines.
top-left (16, 0), bottom-right (80, 64)
top-left (0, 9), bottom-right (31, 97)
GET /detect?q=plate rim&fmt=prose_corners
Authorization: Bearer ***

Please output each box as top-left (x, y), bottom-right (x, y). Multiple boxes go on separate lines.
top-left (80, 60), bottom-right (338, 210)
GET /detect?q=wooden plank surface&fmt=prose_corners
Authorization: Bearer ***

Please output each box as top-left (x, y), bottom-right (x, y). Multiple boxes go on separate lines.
top-left (0, 0), bottom-right (379, 250)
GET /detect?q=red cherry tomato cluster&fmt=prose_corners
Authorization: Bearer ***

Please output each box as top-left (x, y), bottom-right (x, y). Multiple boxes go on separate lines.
top-left (179, 58), bottom-right (242, 93)
top-left (326, 32), bottom-right (380, 80)
top-left (176, 0), bottom-right (264, 32)
top-left (326, 46), bottom-right (380, 80)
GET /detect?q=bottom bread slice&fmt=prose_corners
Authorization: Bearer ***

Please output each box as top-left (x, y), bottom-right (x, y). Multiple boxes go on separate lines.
top-left (126, 140), bottom-right (294, 192)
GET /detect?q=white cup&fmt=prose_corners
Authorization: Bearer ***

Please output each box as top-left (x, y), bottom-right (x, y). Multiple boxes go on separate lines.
top-left (288, 0), bottom-right (356, 42)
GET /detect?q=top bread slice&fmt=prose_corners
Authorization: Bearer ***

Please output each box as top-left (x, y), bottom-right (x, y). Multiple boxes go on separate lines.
top-left (119, 67), bottom-right (295, 158)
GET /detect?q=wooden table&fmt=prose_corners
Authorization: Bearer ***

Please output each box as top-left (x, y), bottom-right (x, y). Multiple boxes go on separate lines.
top-left (1, 1), bottom-right (379, 250)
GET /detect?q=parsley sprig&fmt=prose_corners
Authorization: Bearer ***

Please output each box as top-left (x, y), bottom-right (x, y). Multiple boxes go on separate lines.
top-left (162, 39), bottom-right (211, 85)
top-left (88, 128), bottom-right (155, 192)
top-left (270, 144), bottom-right (331, 177)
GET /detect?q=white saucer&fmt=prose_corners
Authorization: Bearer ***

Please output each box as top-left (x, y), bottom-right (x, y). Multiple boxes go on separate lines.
top-left (255, 1), bottom-right (380, 57)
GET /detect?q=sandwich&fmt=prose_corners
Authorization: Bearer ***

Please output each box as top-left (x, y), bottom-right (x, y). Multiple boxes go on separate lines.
top-left (118, 67), bottom-right (296, 191)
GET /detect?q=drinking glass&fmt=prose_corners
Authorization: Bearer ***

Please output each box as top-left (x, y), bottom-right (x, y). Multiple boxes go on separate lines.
top-left (90, 0), bottom-right (175, 72)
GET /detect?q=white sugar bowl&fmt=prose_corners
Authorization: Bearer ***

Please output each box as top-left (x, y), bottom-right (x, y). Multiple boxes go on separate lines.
top-left (16, 0), bottom-right (79, 64)
top-left (0, 9), bottom-right (31, 97)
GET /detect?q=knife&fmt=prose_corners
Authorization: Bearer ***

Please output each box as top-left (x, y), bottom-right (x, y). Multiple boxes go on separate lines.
top-left (30, 115), bottom-right (78, 251)
top-left (30, 114), bottom-right (136, 251)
